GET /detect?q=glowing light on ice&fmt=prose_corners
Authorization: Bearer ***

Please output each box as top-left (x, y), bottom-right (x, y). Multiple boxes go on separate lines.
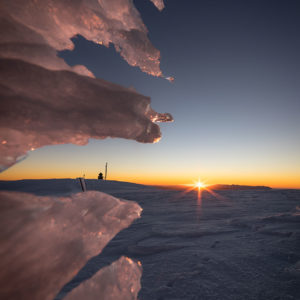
top-left (165, 76), bottom-right (175, 83)
top-left (0, 0), bottom-right (173, 171)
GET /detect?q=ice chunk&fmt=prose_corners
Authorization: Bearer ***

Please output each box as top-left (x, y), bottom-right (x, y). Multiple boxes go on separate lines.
top-left (0, 190), bottom-right (142, 300)
top-left (0, 0), bottom-right (163, 76)
top-left (64, 256), bottom-right (142, 300)
top-left (165, 76), bottom-right (175, 83)
top-left (0, 59), bottom-right (173, 171)
top-left (150, 0), bottom-right (165, 11)
top-left (0, 0), bottom-right (173, 171)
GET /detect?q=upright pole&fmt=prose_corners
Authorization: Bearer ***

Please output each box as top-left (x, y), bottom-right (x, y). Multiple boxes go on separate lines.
top-left (79, 177), bottom-right (86, 192)
top-left (105, 162), bottom-right (108, 180)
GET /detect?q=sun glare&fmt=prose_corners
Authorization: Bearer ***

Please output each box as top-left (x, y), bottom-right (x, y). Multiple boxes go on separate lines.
top-left (182, 179), bottom-right (209, 204)
top-left (194, 180), bottom-right (206, 189)
top-left (179, 178), bottom-right (226, 212)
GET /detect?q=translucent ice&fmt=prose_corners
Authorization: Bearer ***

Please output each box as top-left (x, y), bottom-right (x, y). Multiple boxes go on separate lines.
top-left (0, 0), bottom-right (173, 171)
top-left (0, 60), bottom-right (173, 171)
top-left (0, 0), bottom-right (163, 76)
top-left (150, 0), bottom-right (165, 11)
top-left (64, 256), bottom-right (142, 300)
top-left (0, 190), bottom-right (142, 300)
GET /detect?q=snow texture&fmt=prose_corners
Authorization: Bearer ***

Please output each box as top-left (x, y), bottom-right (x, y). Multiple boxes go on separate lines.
top-left (0, 189), bottom-right (142, 300)
top-left (1, 180), bottom-right (299, 299)
top-left (0, 0), bottom-right (173, 171)
top-left (2, 179), bottom-right (294, 300)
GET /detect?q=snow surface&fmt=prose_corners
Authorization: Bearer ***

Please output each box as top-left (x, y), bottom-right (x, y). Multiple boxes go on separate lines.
top-left (1, 179), bottom-right (299, 300)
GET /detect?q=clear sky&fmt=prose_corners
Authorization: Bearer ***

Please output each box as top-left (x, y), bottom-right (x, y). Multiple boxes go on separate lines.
top-left (1, 0), bottom-right (300, 188)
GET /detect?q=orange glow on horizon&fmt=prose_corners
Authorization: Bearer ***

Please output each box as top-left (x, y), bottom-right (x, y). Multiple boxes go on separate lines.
top-left (0, 165), bottom-right (299, 189)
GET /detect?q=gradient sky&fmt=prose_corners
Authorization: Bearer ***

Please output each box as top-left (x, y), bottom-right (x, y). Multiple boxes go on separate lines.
top-left (1, 0), bottom-right (300, 188)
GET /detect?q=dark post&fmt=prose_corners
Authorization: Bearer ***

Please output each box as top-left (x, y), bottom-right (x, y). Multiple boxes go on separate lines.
top-left (105, 162), bottom-right (108, 180)
top-left (78, 177), bottom-right (86, 191)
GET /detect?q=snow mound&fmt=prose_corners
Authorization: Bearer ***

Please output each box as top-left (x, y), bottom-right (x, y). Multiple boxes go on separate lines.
top-left (0, 190), bottom-right (142, 300)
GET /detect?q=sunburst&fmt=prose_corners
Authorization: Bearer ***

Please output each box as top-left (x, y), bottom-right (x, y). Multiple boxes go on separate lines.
top-left (182, 179), bottom-right (208, 203)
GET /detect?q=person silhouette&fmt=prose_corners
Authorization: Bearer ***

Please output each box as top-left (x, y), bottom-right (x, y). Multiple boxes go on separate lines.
top-left (98, 172), bottom-right (103, 180)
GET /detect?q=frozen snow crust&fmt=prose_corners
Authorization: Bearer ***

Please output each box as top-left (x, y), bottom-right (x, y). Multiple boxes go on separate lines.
top-left (1, 179), bottom-right (299, 300)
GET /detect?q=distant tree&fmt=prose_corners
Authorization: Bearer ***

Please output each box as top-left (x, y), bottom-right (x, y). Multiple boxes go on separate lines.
top-left (98, 172), bottom-right (103, 180)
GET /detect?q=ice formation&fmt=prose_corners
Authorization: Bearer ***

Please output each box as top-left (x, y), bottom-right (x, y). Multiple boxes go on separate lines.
top-left (0, 190), bottom-right (142, 300)
top-left (0, 1), bottom-right (172, 299)
top-left (64, 256), bottom-right (142, 300)
top-left (0, 0), bottom-right (173, 171)
top-left (0, 60), bottom-right (173, 171)
top-left (0, 0), bottom-right (163, 76)
top-left (150, 0), bottom-right (165, 11)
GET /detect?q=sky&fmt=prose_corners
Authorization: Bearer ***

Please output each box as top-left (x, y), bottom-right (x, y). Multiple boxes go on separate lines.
top-left (1, 0), bottom-right (299, 188)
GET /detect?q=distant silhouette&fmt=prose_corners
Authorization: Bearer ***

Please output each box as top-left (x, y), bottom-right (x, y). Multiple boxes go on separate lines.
top-left (98, 172), bottom-right (103, 180)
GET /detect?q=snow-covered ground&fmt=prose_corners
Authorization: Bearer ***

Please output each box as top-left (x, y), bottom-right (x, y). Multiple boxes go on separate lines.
top-left (1, 179), bottom-right (299, 300)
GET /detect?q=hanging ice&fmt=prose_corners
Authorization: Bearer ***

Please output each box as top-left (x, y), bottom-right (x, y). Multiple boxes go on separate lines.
top-left (0, 0), bottom-right (173, 171)
top-left (165, 76), bottom-right (175, 83)
top-left (150, 0), bottom-right (165, 11)
top-left (0, 1), bottom-right (173, 299)
top-left (0, 0), bottom-right (164, 76)
top-left (0, 60), bottom-right (173, 171)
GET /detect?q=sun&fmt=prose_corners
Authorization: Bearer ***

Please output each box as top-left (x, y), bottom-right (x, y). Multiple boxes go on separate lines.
top-left (181, 179), bottom-right (208, 203)
top-left (184, 179), bottom-right (207, 191)
top-left (181, 178), bottom-right (226, 209)
top-left (194, 180), bottom-right (206, 190)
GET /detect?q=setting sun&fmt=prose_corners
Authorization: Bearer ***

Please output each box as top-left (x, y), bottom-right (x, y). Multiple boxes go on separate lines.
top-left (194, 180), bottom-right (206, 189)
top-left (181, 179), bottom-right (210, 204)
